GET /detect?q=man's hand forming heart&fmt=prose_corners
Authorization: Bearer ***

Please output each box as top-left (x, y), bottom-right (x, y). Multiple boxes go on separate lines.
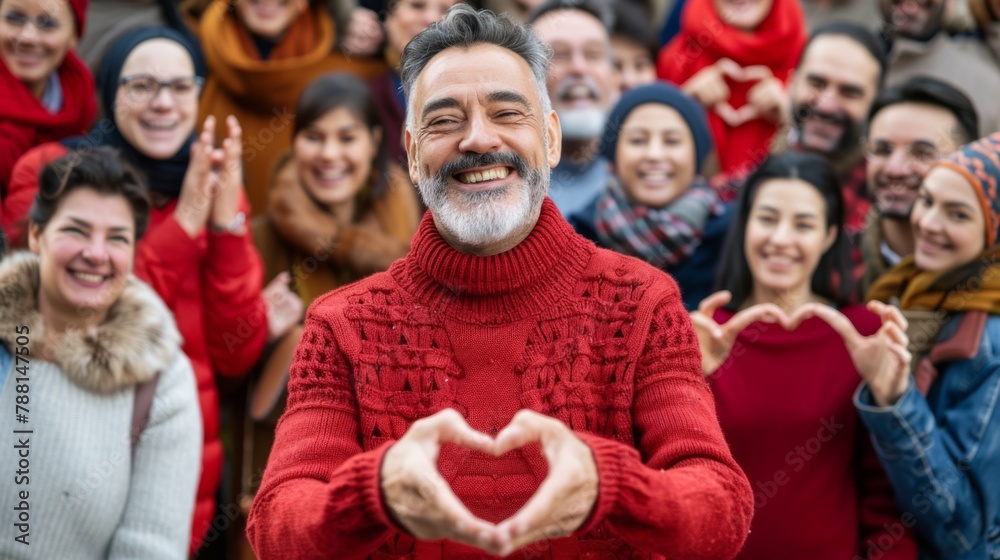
top-left (379, 408), bottom-right (600, 556)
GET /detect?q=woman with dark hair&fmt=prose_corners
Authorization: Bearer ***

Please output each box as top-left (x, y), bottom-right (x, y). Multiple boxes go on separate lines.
top-left (256, 72), bottom-right (421, 305)
top-left (0, 147), bottom-right (200, 558)
top-left (196, 0), bottom-right (385, 216)
top-left (2, 27), bottom-right (274, 553)
top-left (570, 82), bottom-right (730, 311)
top-left (690, 152), bottom-right (916, 559)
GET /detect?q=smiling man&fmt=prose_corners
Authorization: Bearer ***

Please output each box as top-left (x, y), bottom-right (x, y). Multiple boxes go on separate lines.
top-left (528, 0), bottom-right (618, 218)
top-left (247, 5), bottom-right (753, 560)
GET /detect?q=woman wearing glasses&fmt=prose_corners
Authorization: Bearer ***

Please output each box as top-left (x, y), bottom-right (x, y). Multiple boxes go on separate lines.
top-left (2, 27), bottom-right (272, 554)
top-left (0, 0), bottom-right (95, 196)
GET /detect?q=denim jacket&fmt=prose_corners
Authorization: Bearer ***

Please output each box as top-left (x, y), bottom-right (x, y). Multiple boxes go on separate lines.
top-left (854, 311), bottom-right (1000, 559)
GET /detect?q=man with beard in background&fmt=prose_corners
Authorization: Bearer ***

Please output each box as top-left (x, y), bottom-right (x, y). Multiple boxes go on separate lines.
top-left (528, 0), bottom-right (619, 217)
top-left (763, 22), bottom-right (887, 284)
top-left (858, 76), bottom-right (979, 296)
top-left (882, 0), bottom-right (1000, 135)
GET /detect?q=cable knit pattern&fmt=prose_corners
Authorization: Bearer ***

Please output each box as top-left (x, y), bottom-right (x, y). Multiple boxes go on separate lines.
top-left (248, 198), bottom-right (753, 560)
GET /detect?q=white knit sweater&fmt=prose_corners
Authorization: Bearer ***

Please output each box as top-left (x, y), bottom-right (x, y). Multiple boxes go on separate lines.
top-left (0, 252), bottom-right (202, 559)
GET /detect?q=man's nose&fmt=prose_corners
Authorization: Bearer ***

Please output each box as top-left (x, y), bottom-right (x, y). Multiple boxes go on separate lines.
top-left (458, 113), bottom-right (502, 153)
top-left (813, 89), bottom-right (839, 114)
top-left (884, 148), bottom-right (918, 178)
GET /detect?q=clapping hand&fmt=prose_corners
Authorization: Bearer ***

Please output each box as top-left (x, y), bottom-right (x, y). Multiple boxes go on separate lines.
top-left (174, 116), bottom-right (218, 237)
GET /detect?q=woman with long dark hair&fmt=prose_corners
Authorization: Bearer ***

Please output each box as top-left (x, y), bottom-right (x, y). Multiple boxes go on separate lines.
top-left (255, 72), bottom-right (421, 304)
top-left (691, 152), bottom-right (916, 559)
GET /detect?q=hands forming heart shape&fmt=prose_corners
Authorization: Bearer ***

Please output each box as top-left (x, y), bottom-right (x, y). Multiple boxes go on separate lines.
top-left (682, 58), bottom-right (789, 127)
top-left (691, 291), bottom-right (913, 405)
top-left (380, 408), bottom-right (599, 557)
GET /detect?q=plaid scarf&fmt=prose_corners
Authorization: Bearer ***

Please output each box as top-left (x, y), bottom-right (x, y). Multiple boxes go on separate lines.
top-left (594, 177), bottom-right (721, 268)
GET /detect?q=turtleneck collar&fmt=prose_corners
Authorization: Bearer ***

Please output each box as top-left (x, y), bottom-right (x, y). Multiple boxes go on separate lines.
top-left (391, 197), bottom-right (595, 322)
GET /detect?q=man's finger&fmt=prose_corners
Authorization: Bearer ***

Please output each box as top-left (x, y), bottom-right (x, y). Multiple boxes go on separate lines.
top-left (494, 412), bottom-right (551, 456)
top-left (880, 321), bottom-right (907, 346)
top-left (741, 64), bottom-right (774, 81)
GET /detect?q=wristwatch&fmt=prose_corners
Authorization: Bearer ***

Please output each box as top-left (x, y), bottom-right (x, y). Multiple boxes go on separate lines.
top-left (210, 211), bottom-right (247, 235)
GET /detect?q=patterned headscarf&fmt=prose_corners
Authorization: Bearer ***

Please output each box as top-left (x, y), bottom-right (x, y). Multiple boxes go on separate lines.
top-left (935, 132), bottom-right (1000, 246)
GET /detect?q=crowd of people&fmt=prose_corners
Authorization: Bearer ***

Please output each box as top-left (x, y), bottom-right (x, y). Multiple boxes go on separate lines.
top-left (0, 0), bottom-right (998, 558)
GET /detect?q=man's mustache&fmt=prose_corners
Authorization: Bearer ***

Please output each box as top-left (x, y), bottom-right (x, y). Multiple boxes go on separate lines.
top-left (796, 104), bottom-right (850, 127)
top-left (434, 151), bottom-right (531, 185)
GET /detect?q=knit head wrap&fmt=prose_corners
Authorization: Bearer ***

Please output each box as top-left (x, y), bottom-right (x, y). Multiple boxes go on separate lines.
top-left (65, 0), bottom-right (88, 37)
top-left (935, 132), bottom-right (1000, 246)
top-left (598, 82), bottom-right (713, 174)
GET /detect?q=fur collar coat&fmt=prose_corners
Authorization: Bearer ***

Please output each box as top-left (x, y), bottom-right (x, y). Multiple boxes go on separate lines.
top-left (0, 251), bottom-right (182, 393)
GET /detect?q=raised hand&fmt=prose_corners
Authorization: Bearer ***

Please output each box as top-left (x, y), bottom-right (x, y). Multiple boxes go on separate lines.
top-left (380, 409), bottom-right (503, 554)
top-left (682, 59), bottom-right (733, 108)
top-left (492, 410), bottom-right (598, 557)
top-left (744, 66), bottom-right (789, 124)
top-left (797, 301), bottom-right (912, 406)
top-left (689, 291), bottom-right (787, 376)
top-left (174, 116), bottom-right (217, 238)
top-left (341, 7), bottom-right (384, 57)
top-left (209, 115), bottom-right (245, 233)
top-left (263, 272), bottom-right (304, 341)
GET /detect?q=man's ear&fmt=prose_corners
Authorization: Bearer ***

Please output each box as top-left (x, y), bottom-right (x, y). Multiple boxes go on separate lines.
top-left (404, 127), bottom-right (419, 185)
top-left (27, 223), bottom-right (41, 255)
top-left (546, 110), bottom-right (562, 169)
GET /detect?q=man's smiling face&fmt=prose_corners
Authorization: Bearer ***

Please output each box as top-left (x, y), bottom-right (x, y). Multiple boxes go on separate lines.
top-left (405, 43), bottom-right (562, 253)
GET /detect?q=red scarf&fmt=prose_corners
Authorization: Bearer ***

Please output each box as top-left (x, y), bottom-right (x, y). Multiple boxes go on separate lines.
top-left (657, 0), bottom-right (806, 174)
top-left (0, 52), bottom-right (96, 189)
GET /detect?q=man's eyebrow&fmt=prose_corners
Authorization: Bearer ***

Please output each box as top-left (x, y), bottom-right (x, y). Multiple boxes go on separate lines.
top-left (421, 97), bottom-right (461, 120)
top-left (486, 90), bottom-right (531, 110)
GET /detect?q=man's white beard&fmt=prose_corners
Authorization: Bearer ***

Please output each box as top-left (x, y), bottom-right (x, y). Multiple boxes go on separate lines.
top-left (418, 167), bottom-right (548, 248)
top-left (556, 107), bottom-right (606, 141)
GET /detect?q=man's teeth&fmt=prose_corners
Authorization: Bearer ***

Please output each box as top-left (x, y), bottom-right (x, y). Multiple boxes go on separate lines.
top-left (642, 172), bottom-right (669, 181)
top-left (72, 271), bottom-right (105, 283)
top-left (566, 85), bottom-right (593, 100)
top-left (458, 167), bottom-right (509, 184)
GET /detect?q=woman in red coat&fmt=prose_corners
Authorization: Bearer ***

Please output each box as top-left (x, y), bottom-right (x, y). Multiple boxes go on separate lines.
top-left (0, 0), bottom-right (95, 196)
top-left (2, 27), bottom-right (270, 554)
top-left (657, 0), bottom-right (806, 176)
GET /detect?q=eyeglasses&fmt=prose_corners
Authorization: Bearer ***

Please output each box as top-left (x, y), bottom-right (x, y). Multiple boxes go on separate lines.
top-left (1, 11), bottom-right (62, 32)
top-left (118, 75), bottom-right (205, 103)
top-left (864, 139), bottom-right (941, 166)
top-left (888, 0), bottom-right (934, 8)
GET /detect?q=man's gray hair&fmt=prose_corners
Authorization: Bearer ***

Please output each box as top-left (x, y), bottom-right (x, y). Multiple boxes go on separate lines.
top-left (400, 4), bottom-right (553, 129)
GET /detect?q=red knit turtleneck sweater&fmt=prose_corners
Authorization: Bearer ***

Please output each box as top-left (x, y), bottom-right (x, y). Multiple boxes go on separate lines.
top-left (247, 198), bottom-right (753, 559)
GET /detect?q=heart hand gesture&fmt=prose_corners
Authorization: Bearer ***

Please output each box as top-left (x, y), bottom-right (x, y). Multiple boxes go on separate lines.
top-left (380, 409), bottom-right (599, 556)
top-left (689, 291), bottom-right (787, 376)
top-left (493, 410), bottom-right (598, 556)
top-left (797, 301), bottom-right (912, 406)
top-left (380, 409), bottom-right (502, 553)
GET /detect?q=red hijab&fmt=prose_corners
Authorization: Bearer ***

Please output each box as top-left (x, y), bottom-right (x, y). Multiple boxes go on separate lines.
top-left (657, 0), bottom-right (806, 174)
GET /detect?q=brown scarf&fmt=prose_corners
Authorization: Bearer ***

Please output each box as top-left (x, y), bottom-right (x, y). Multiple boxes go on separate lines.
top-left (867, 246), bottom-right (1000, 391)
top-left (866, 245), bottom-right (1000, 314)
